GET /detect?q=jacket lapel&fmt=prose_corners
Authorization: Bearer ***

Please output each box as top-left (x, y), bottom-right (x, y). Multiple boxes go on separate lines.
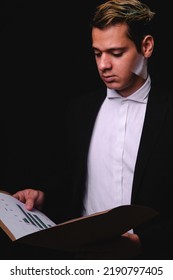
top-left (131, 86), bottom-right (169, 202)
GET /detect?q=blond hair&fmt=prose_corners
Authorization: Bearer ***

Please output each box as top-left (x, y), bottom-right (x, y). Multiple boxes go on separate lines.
top-left (92, 0), bottom-right (155, 51)
top-left (92, 0), bottom-right (155, 28)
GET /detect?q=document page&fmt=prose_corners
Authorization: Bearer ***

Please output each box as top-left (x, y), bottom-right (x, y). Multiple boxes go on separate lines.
top-left (0, 192), bottom-right (56, 240)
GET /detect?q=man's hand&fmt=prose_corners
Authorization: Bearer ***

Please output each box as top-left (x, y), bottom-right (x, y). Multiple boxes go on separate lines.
top-left (77, 232), bottom-right (142, 259)
top-left (13, 189), bottom-right (45, 211)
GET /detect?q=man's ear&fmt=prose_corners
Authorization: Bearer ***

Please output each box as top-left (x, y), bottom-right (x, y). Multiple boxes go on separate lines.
top-left (141, 35), bottom-right (154, 58)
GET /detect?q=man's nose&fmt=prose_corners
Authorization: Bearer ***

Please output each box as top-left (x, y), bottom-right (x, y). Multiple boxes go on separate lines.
top-left (98, 54), bottom-right (112, 70)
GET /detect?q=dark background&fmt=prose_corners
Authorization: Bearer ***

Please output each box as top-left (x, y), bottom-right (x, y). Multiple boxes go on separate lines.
top-left (0, 1), bottom-right (101, 192)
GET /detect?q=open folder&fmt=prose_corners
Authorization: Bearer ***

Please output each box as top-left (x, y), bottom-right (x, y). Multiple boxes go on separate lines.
top-left (0, 191), bottom-right (158, 252)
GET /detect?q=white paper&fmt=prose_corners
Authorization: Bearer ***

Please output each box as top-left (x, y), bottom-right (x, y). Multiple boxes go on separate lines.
top-left (0, 192), bottom-right (56, 239)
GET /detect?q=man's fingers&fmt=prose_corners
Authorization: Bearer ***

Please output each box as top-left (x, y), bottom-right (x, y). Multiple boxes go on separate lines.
top-left (25, 198), bottom-right (34, 210)
top-left (13, 189), bottom-right (45, 210)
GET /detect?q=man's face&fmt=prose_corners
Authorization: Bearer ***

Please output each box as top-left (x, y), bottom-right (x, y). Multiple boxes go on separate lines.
top-left (92, 23), bottom-right (146, 97)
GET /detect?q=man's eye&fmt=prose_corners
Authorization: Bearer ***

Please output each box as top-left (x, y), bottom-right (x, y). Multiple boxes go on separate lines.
top-left (94, 52), bottom-right (101, 57)
top-left (112, 52), bottom-right (123, 57)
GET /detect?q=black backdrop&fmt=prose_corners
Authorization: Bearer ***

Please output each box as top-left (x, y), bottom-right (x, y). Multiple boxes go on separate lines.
top-left (0, 2), bottom-right (102, 196)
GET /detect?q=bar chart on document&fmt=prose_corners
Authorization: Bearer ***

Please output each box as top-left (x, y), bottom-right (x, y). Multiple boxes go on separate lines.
top-left (0, 192), bottom-right (56, 240)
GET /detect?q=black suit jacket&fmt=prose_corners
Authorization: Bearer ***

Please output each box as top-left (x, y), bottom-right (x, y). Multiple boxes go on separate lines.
top-left (64, 80), bottom-right (173, 259)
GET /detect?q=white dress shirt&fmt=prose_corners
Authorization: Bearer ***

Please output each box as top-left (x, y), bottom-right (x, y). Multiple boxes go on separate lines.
top-left (83, 76), bottom-right (151, 216)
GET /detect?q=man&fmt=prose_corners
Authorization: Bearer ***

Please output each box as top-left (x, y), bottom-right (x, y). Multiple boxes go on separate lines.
top-left (13, 0), bottom-right (173, 259)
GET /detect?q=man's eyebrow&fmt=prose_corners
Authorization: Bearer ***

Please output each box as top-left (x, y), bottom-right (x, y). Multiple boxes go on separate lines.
top-left (92, 47), bottom-right (126, 52)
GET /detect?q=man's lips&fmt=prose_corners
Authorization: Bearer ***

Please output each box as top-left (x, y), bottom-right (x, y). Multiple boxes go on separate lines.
top-left (102, 75), bottom-right (115, 82)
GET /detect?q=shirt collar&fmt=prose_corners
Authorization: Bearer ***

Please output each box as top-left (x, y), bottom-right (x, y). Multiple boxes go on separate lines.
top-left (107, 75), bottom-right (151, 104)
